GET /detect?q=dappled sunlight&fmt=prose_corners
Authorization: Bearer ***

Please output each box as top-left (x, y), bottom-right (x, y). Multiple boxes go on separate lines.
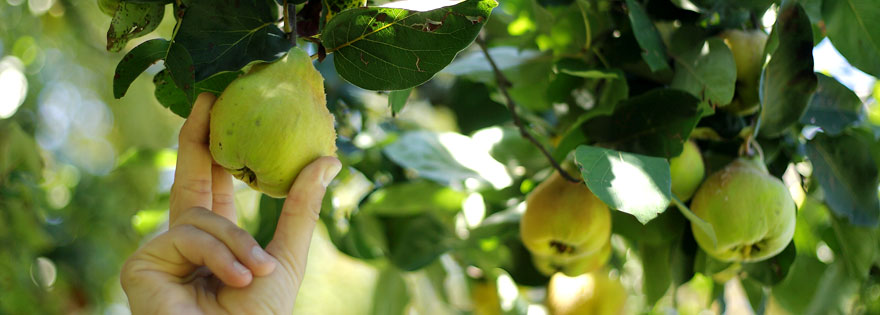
top-left (0, 56), bottom-right (27, 118)
top-left (605, 155), bottom-right (667, 210)
top-left (438, 132), bottom-right (512, 189)
top-left (380, 0), bottom-right (463, 12)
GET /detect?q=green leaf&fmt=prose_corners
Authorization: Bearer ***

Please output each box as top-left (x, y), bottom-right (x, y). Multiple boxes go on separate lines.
top-left (611, 206), bottom-right (686, 246)
top-left (800, 73), bottom-right (863, 135)
top-left (672, 195), bottom-right (717, 248)
top-left (828, 213), bottom-right (877, 279)
top-left (113, 38), bottom-right (170, 99)
top-left (382, 131), bottom-right (511, 189)
top-left (388, 88), bottom-right (412, 114)
top-left (771, 254), bottom-right (827, 314)
top-left (805, 132), bottom-right (880, 226)
top-left (757, 3), bottom-right (818, 138)
top-left (802, 262), bottom-right (859, 314)
top-left (641, 243), bottom-right (673, 305)
top-left (625, 0), bottom-right (669, 72)
top-left (164, 42), bottom-right (196, 106)
top-left (319, 189), bottom-right (389, 260)
top-left (670, 38), bottom-right (737, 107)
top-left (254, 194), bottom-right (284, 247)
top-left (360, 180), bottom-right (466, 217)
top-left (822, 0), bottom-right (880, 78)
top-left (741, 243), bottom-right (796, 286)
top-left (574, 145), bottom-right (671, 223)
top-left (741, 278), bottom-right (767, 315)
top-left (174, 0), bottom-right (291, 82)
top-left (580, 89), bottom-right (703, 158)
top-left (384, 214), bottom-right (453, 271)
top-left (370, 266), bottom-right (410, 315)
top-left (153, 70), bottom-right (240, 117)
top-left (321, 0), bottom-right (498, 90)
top-left (106, 1), bottom-right (165, 52)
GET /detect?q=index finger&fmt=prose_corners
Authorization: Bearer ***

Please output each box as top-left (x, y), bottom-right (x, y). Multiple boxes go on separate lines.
top-left (169, 92), bottom-right (217, 224)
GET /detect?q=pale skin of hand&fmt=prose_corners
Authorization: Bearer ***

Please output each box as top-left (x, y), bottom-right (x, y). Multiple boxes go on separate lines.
top-left (120, 93), bottom-right (342, 314)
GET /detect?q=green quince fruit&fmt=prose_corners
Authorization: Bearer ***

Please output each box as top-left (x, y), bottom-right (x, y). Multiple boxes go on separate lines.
top-left (520, 171), bottom-right (611, 260)
top-left (533, 241), bottom-right (611, 277)
top-left (670, 140), bottom-right (705, 202)
top-left (690, 158), bottom-right (795, 263)
top-left (721, 29), bottom-right (768, 83)
top-left (547, 269), bottom-right (626, 315)
top-left (98, 0), bottom-right (120, 17)
top-left (209, 47), bottom-right (337, 198)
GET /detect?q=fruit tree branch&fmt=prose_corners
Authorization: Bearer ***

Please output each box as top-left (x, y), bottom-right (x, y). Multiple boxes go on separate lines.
top-left (475, 36), bottom-right (581, 183)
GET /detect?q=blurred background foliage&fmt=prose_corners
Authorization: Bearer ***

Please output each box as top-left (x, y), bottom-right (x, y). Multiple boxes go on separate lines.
top-left (2, 0), bottom-right (880, 314)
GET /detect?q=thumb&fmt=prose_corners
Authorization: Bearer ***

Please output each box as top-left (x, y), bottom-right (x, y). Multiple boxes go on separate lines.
top-left (265, 156), bottom-right (341, 280)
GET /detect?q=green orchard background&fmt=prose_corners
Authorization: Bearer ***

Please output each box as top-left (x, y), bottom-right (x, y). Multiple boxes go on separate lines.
top-left (2, 0), bottom-right (880, 314)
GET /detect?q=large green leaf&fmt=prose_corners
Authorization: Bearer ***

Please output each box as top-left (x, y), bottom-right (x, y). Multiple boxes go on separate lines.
top-left (384, 214), bottom-right (453, 271)
top-left (153, 70), bottom-right (240, 117)
top-left (641, 243), bottom-right (673, 305)
top-left (625, 0), bottom-right (669, 72)
top-left (574, 145), bottom-right (671, 223)
top-left (174, 0), bottom-right (291, 82)
top-left (827, 213), bottom-right (877, 279)
top-left (758, 3), bottom-right (817, 137)
top-left (822, 0), bottom-right (880, 77)
top-left (254, 194), bottom-right (284, 247)
top-left (113, 38), bottom-right (170, 99)
top-left (800, 74), bottom-right (863, 135)
top-left (579, 89), bottom-right (704, 158)
top-left (805, 132), bottom-right (880, 226)
top-left (321, 0), bottom-right (497, 90)
top-left (670, 38), bottom-right (736, 107)
top-left (370, 266), bottom-right (409, 315)
top-left (382, 131), bottom-right (511, 189)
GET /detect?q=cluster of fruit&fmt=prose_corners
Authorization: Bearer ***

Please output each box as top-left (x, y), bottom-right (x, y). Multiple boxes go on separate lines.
top-left (518, 139), bottom-right (795, 313)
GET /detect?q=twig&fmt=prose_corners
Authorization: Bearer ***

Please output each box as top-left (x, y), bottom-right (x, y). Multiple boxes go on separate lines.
top-left (283, 0), bottom-right (296, 46)
top-left (475, 36), bottom-right (581, 183)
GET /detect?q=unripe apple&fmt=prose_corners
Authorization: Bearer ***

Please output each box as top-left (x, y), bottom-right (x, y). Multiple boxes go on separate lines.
top-left (209, 47), bottom-right (337, 198)
top-left (546, 270), bottom-right (626, 315)
top-left (690, 158), bottom-right (796, 262)
top-left (670, 140), bottom-right (705, 202)
top-left (520, 171), bottom-right (612, 260)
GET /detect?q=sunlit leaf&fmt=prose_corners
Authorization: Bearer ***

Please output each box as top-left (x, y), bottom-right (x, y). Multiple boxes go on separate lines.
top-left (574, 145), bottom-right (671, 223)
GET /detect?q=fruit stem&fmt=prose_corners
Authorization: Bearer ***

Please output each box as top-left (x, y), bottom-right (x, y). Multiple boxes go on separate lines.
top-left (476, 36), bottom-right (581, 183)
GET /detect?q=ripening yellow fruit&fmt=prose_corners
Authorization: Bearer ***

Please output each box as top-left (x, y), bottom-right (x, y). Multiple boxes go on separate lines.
top-left (520, 171), bottom-right (612, 261)
top-left (210, 47), bottom-right (337, 198)
top-left (532, 241), bottom-right (611, 277)
top-left (547, 270), bottom-right (626, 315)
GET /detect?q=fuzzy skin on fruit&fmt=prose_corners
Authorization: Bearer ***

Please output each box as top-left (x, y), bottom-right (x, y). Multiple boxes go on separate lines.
top-left (533, 241), bottom-right (611, 277)
top-left (670, 140), bottom-right (705, 202)
top-left (209, 47), bottom-right (336, 198)
top-left (690, 158), bottom-right (795, 263)
top-left (520, 171), bottom-right (611, 260)
top-left (546, 269), bottom-right (626, 315)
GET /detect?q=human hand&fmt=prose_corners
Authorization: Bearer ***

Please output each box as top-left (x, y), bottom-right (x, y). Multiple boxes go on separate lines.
top-left (120, 93), bottom-right (342, 314)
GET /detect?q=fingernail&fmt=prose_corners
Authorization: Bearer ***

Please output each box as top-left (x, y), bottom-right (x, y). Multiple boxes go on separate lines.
top-left (233, 261), bottom-right (250, 275)
top-left (251, 245), bottom-right (270, 263)
top-left (321, 161), bottom-right (342, 188)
